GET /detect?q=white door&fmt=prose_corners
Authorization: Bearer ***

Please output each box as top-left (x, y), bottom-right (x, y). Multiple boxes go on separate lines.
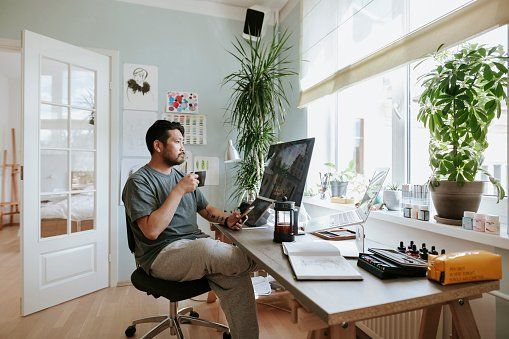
top-left (22, 30), bottom-right (110, 315)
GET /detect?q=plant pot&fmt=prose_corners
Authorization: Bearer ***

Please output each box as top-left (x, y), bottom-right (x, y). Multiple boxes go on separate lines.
top-left (330, 181), bottom-right (348, 197)
top-left (383, 190), bottom-right (401, 211)
top-left (430, 181), bottom-right (484, 220)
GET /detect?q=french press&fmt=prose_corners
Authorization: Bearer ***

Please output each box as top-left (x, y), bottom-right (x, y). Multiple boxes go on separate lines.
top-left (273, 197), bottom-right (299, 243)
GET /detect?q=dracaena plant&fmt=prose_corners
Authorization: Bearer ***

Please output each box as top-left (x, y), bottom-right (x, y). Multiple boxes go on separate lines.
top-left (223, 28), bottom-right (297, 203)
top-left (416, 43), bottom-right (508, 201)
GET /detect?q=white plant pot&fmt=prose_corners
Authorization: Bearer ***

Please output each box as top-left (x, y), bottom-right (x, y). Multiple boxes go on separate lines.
top-left (383, 190), bottom-right (401, 211)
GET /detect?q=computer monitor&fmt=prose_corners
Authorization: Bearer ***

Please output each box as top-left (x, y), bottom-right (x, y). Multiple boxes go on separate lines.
top-left (258, 138), bottom-right (315, 207)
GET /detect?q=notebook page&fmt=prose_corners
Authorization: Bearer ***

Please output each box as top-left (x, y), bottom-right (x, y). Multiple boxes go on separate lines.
top-left (288, 254), bottom-right (362, 280)
top-left (282, 241), bottom-right (340, 256)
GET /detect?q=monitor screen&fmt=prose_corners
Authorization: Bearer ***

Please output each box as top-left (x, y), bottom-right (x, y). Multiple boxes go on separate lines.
top-left (258, 138), bottom-right (315, 206)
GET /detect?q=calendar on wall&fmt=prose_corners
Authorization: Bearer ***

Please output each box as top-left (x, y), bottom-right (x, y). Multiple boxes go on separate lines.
top-left (163, 113), bottom-right (207, 145)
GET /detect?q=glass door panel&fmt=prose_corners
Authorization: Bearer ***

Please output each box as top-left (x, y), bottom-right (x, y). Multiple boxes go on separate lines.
top-left (71, 109), bottom-right (95, 149)
top-left (40, 58), bottom-right (68, 104)
top-left (40, 194), bottom-right (69, 238)
top-left (40, 104), bottom-right (68, 148)
top-left (41, 150), bottom-right (69, 193)
top-left (71, 151), bottom-right (95, 191)
top-left (70, 192), bottom-right (95, 233)
top-left (70, 66), bottom-right (95, 109)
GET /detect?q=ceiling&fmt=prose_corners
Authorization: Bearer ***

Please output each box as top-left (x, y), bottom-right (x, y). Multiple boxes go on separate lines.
top-left (116, 0), bottom-right (292, 22)
top-left (197, 0), bottom-right (288, 10)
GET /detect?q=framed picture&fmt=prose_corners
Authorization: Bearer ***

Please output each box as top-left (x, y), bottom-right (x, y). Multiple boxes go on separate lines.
top-left (123, 63), bottom-right (158, 111)
top-left (166, 91), bottom-right (198, 113)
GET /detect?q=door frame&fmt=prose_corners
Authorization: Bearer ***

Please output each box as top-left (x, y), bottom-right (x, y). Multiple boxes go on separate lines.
top-left (0, 37), bottom-right (120, 288)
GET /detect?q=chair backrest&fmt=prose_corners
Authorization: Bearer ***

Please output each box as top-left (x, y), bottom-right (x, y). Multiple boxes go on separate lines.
top-left (125, 212), bottom-right (136, 254)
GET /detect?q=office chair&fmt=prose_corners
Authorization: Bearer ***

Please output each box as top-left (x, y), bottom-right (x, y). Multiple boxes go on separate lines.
top-left (124, 215), bottom-right (231, 339)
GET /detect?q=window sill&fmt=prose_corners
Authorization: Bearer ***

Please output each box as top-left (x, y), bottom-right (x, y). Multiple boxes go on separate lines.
top-left (302, 196), bottom-right (509, 250)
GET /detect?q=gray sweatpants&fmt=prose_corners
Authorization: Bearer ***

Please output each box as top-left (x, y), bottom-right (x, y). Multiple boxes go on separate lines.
top-left (150, 237), bottom-right (259, 339)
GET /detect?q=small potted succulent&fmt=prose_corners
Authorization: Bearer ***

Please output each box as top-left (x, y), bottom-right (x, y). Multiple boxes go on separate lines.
top-left (324, 160), bottom-right (356, 197)
top-left (383, 184), bottom-right (401, 211)
top-left (416, 43), bottom-right (507, 221)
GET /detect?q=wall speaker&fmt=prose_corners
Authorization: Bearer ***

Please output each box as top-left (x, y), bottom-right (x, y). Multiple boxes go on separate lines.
top-left (243, 8), bottom-right (264, 40)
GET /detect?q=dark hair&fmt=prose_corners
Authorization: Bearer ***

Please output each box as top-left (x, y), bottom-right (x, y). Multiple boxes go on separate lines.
top-left (145, 120), bottom-right (185, 154)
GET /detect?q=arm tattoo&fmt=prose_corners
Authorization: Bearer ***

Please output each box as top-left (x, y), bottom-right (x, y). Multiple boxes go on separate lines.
top-left (204, 210), bottom-right (226, 223)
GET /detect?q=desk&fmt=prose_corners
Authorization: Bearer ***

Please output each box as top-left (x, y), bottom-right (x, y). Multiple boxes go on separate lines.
top-left (215, 224), bottom-right (500, 339)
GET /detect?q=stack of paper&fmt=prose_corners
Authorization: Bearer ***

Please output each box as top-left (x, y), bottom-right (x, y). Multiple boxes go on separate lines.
top-left (251, 276), bottom-right (271, 296)
top-left (282, 241), bottom-right (363, 280)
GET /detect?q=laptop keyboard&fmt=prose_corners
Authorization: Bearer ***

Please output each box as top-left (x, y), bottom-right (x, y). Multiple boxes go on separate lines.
top-left (337, 210), bottom-right (362, 225)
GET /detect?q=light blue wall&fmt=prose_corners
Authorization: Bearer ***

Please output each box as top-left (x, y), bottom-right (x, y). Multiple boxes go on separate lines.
top-left (0, 0), bottom-right (304, 283)
top-left (0, 0), bottom-right (248, 282)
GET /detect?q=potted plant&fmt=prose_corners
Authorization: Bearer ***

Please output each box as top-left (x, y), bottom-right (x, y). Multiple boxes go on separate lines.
top-left (417, 43), bottom-right (507, 221)
top-left (223, 28), bottom-right (296, 203)
top-left (324, 160), bottom-right (356, 197)
top-left (383, 184), bottom-right (401, 211)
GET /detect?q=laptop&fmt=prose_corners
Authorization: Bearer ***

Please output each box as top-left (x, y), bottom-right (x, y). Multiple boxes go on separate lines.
top-left (328, 168), bottom-right (389, 227)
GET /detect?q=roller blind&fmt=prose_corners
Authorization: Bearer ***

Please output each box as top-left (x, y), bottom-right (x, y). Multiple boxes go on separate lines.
top-left (299, 0), bottom-right (509, 107)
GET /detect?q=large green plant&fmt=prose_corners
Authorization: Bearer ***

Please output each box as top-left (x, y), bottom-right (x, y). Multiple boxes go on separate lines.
top-left (416, 43), bottom-right (508, 201)
top-left (223, 28), bottom-right (297, 202)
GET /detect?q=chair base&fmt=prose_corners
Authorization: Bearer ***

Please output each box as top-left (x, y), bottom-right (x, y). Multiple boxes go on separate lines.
top-left (126, 303), bottom-right (230, 339)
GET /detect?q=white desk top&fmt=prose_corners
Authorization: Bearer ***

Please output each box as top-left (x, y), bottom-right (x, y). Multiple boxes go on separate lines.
top-left (217, 224), bottom-right (500, 325)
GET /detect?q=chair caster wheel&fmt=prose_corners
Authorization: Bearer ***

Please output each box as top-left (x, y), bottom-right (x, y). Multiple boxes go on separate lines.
top-left (190, 310), bottom-right (200, 318)
top-left (223, 332), bottom-right (232, 339)
top-left (125, 325), bottom-right (136, 337)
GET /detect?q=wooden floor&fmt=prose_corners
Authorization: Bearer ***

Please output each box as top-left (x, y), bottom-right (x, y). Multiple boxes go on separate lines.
top-left (0, 226), bottom-right (307, 339)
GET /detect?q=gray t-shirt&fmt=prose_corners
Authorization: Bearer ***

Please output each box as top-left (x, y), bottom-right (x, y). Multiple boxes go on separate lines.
top-left (122, 165), bottom-right (209, 273)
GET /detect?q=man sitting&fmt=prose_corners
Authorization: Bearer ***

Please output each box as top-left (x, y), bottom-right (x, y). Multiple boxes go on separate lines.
top-left (122, 120), bottom-right (258, 339)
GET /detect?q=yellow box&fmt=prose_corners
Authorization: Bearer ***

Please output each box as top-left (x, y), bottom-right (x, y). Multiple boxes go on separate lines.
top-left (427, 250), bottom-right (502, 285)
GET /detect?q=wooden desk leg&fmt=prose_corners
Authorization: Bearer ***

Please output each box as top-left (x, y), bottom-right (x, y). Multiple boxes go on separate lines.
top-left (448, 299), bottom-right (480, 339)
top-left (307, 323), bottom-right (356, 339)
top-left (307, 328), bottom-right (327, 339)
top-left (418, 304), bottom-right (443, 339)
top-left (329, 323), bottom-right (356, 339)
top-left (451, 321), bottom-right (459, 339)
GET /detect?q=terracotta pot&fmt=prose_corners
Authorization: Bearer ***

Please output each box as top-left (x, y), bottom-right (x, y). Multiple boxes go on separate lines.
top-left (430, 181), bottom-right (484, 220)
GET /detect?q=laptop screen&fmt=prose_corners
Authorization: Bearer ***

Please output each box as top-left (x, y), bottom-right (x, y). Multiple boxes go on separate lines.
top-left (357, 168), bottom-right (389, 221)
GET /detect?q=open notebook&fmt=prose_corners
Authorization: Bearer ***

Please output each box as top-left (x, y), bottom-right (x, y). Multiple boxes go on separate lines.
top-left (282, 241), bottom-right (363, 280)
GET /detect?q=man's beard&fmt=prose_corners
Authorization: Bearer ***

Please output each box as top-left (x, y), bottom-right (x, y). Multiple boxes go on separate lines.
top-left (162, 152), bottom-right (185, 167)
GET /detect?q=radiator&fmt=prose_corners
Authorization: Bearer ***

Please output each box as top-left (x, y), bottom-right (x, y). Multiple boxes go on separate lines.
top-left (357, 309), bottom-right (442, 339)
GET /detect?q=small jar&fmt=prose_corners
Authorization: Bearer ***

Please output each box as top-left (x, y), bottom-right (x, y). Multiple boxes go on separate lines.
top-left (403, 203), bottom-right (412, 218)
top-left (473, 213), bottom-right (486, 232)
top-left (485, 215), bottom-right (500, 235)
top-left (462, 211), bottom-right (475, 230)
top-left (418, 205), bottom-right (429, 221)
top-left (411, 204), bottom-right (419, 219)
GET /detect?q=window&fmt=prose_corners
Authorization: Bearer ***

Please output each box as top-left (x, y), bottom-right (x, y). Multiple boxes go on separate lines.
top-left (337, 67), bottom-right (405, 181)
top-left (303, 0), bottom-right (509, 213)
top-left (306, 94), bottom-right (336, 190)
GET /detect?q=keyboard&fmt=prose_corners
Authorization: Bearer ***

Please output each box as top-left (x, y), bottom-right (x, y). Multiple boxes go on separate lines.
top-left (337, 210), bottom-right (362, 225)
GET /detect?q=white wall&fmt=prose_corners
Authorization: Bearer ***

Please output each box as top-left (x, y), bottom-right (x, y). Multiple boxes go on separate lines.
top-left (0, 50), bottom-right (21, 223)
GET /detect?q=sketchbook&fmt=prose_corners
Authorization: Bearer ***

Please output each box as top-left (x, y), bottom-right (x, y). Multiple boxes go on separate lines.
top-left (282, 241), bottom-right (363, 280)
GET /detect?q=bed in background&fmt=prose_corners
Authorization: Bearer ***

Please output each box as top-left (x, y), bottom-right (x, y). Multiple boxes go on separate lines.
top-left (40, 193), bottom-right (94, 238)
